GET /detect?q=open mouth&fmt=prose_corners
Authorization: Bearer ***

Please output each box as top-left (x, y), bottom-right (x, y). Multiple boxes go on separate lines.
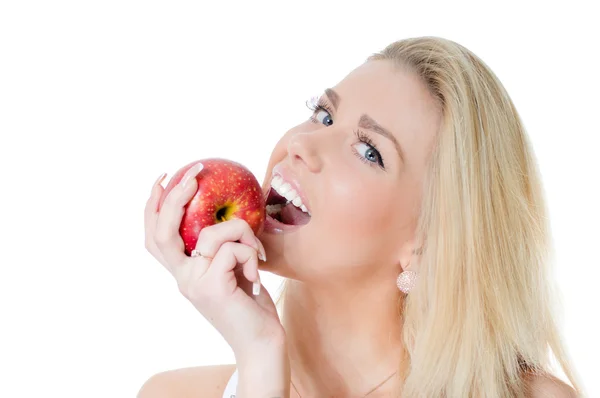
top-left (264, 187), bottom-right (312, 227)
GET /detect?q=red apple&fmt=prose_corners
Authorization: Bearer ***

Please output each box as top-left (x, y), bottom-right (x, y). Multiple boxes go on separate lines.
top-left (158, 158), bottom-right (266, 256)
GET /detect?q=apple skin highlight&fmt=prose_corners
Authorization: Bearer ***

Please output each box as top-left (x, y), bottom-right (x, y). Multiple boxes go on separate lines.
top-left (158, 158), bottom-right (266, 256)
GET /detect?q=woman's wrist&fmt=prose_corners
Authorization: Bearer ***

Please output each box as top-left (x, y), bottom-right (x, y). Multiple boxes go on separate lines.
top-left (235, 339), bottom-right (290, 398)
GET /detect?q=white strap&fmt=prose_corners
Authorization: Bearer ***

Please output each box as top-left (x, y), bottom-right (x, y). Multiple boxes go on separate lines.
top-left (222, 368), bottom-right (238, 398)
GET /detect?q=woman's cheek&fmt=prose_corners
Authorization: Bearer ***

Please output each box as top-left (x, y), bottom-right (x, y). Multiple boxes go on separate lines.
top-left (328, 183), bottom-right (390, 233)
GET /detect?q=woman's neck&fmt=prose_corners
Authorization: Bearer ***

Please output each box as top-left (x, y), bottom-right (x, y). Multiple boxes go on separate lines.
top-left (282, 277), bottom-right (405, 397)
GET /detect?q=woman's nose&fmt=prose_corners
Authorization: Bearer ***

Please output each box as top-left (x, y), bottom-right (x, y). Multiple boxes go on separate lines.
top-left (287, 131), bottom-right (323, 173)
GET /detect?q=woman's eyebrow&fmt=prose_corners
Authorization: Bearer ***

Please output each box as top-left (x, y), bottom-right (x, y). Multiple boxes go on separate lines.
top-left (324, 88), bottom-right (405, 163)
top-left (324, 88), bottom-right (341, 110)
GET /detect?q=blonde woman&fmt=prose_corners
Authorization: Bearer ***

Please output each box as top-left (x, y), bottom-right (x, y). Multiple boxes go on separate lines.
top-left (140, 36), bottom-right (582, 397)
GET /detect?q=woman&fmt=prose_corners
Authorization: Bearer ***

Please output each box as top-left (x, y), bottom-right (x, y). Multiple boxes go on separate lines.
top-left (140, 36), bottom-right (581, 397)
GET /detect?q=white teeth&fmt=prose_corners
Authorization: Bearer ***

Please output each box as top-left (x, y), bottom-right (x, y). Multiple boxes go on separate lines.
top-left (270, 174), bottom-right (311, 216)
top-left (271, 175), bottom-right (283, 188)
top-left (283, 189), bottom-right (297, 201)
top-left (266, 204), bottom-right (283, 215)
top-left (279, 182), bottom-right (292, 195)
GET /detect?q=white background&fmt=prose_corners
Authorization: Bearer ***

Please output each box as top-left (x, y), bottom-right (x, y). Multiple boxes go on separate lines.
top-left (1, 1), bottom-right (598, 397)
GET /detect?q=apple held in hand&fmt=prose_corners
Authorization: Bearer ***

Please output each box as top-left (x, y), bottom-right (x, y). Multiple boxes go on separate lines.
top-left (158, 158), bottom-right (266, 256)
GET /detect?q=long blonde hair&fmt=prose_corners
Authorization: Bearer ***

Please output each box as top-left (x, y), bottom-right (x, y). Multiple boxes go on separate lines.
top-left (276, 36), bottom-right (582, 397)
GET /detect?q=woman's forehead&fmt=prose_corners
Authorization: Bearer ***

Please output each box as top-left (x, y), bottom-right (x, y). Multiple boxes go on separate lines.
top-left (329, 61), bottom-right (441, 156)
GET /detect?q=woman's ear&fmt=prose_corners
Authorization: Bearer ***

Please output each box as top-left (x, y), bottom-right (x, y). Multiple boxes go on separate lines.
top-left (398, 238), bottom-right (418, 272)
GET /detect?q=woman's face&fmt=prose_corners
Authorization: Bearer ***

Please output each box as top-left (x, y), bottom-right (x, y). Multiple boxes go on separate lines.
top-left (258, 60), bottom-right (441, 284)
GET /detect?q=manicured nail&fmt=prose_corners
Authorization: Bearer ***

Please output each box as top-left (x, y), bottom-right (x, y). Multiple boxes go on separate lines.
top-left (153, 172), bottom-right (167, 192)
top-left (253, 277), bottom-right (261, 296)
top-left (182, 163), bottom-right (204, 188)
top-left (255, 237), bottom-right (266, 262)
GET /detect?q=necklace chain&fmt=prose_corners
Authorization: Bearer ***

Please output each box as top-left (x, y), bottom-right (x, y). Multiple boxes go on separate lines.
top-left (290, 370), bottom-right (397, 398)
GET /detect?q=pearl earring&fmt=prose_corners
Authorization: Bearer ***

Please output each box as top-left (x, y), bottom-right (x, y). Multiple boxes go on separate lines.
top-left (396, 270), bottom-right (417, 293)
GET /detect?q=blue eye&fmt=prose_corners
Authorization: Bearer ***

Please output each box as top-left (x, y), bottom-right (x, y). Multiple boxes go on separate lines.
top-left (305, 97), bottom-right (385, 170)
top-left (306, 97), bottom-right (334, 126)
top-left (352, 129), bottom-right (385, 169)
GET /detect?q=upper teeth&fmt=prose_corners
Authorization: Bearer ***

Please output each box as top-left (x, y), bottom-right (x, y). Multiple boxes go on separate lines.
top-left (270, 175), bottom-right (311, 216)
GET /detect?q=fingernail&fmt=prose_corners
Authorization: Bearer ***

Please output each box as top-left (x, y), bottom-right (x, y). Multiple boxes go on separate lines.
top-left (255, 237), bottom-right (267, 262)
top-left (182, 163), bottom-right (204, 188)
top-left (253, 277), bottom-right (261, 296)
top-left (153, 172), bottom-right (167, 190)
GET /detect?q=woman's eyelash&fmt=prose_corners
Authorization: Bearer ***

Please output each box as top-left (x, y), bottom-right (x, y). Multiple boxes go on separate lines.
top-left (353, 129), bottom-right (386, 169)
top-left (305, 96), bottom-right (385, 170)
top-left (306, 96), bottom-right (334, 116)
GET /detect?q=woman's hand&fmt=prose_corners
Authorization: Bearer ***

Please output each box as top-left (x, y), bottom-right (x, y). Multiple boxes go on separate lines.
top-left (144, 163), bottom-right (286, 358)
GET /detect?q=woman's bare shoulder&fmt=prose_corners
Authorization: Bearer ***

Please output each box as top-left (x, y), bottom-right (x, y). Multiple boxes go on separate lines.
top-left (137, 363), bottom-right (237, 398)
top-left (524, 372), bottom-right (578, 398)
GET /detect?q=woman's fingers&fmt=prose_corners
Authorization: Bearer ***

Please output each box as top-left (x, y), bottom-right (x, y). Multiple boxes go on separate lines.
top-left (145, 172), bottom-right (165, 209)
top-left (205, 241), bottom-right (260, 292)
top-left (195, 218), bottom-right (265, 263)
top-left (191, 219), bottom-right (265, 296)
top-left (144, 173), bottom-right (166, 241)
top-left (144, 172), bottom-right (169, 268)
top-left (154, 163), bottom-right (204, 267)
top-left (177, 242), bottom-right (257, 305)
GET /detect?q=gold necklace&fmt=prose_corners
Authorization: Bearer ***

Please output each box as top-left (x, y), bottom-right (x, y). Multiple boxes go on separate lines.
top-left (290, 370), bottom-right (397, 397)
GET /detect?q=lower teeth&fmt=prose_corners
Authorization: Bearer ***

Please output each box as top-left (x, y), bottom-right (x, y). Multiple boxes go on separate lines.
top-left (267, 200), bottom-right (311, 220)
top-left (266, 203), bottom-right (284, 216)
